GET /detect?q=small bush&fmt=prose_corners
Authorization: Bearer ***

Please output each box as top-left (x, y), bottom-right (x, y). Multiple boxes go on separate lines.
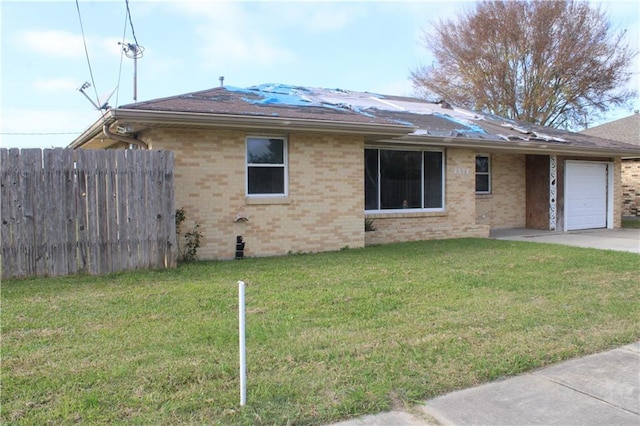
top-left (175, 207), bottom-right (203, 262)
top-left (365, 218), bottom-right (376, 232)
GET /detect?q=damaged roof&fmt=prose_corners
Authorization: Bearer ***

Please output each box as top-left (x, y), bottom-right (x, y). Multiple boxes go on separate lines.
top-left (71, 83), bottom-right (640, 155)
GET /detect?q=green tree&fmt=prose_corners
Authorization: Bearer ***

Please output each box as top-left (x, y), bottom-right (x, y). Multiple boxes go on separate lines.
top-left (411, 0), bottom-right (637, 129)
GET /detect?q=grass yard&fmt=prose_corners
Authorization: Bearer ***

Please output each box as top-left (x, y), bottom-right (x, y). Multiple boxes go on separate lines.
top-left (622, 218), bottom-right (640, 228)
top-left (2, 238), bottom-right (639, 425)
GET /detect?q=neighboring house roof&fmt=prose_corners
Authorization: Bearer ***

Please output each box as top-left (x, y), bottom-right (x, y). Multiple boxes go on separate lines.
top-left (70, 83), bottom-right (640, 156)
top-left (581, 113), bottom-right (640, 146)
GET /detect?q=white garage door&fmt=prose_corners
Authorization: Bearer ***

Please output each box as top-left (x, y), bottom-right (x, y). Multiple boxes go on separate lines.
top-left (565, 162), bottom-right (608, 230)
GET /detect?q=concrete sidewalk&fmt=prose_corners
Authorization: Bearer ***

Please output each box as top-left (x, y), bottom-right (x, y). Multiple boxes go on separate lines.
top-left (330, 342), bottom-right (640, 426)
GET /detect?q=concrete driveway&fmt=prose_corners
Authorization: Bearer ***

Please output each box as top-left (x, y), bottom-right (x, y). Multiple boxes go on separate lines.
top-left (490, 228), bottom-right (640, 254)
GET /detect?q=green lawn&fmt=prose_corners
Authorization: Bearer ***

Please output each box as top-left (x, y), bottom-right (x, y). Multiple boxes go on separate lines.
top-left (622, 218), bottom-right (640, 228)
top-left (2, 238), bottom-right (639, 425)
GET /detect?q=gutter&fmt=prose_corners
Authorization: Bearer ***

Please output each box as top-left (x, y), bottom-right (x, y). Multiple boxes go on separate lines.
top-left (68, 108), bottom-right (413, 149)
top-left (68, 110), bottom-right (149, 149)
top-left (68, 116), bottom-right (111, 149)
top-left (109, 108), bottom-right (414, 137)
top-left (387, 135), bottom-right (640, 157)
top-left (102, 124), bottom-right (148, 149)
top-left (69, 108), bottom-right (637, 157)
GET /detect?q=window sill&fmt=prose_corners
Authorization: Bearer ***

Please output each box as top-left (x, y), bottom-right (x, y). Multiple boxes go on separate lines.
top-left (366, 210), bottom-right (447, 219)
top-left (246, 196), bottom-right (291, 205)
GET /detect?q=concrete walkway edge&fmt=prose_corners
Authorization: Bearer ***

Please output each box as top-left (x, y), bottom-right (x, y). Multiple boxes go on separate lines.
top-left (330, 342), bottom-right (640, 426)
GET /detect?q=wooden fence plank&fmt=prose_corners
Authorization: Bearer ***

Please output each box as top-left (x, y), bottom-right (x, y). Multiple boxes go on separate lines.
top-left (44, 148), bottom-right (77, 276)
top-left (16, 150), bottom-right (29, 277)
top-left (62, 149), bottom-right (78, 275)
top-left (107, 151), bottom-right (118, 273)
top-left (81, 150), bottom-right (99, 274)
top-left (20, 149), bottom-right (42, 277)
top-left (76, 150), bottom-right (89, 274)
top-left (132, 150), bottom-right (148, 270)
top-left (120, 150), bottom-right (135, 270)
top-left (44, 149), bottom-right (63, 276)
top-left (160, 151), bottom-right (176, 268)
top-left (126, 150), bottom-right (138, 270)
top-left (1, 149), bottom-right (15, 277)
top-left (106, 151), bottom-right (119, 273)
top-left (32, 150), bottom-right (46, 276)
top-left (9, 149), bottom-right (25, 278)
top-left (142, 150), bottom-right (153, 270)
top-left (11, 148), bottom-right (24, 278)
top-left (13, 148), bottom-right (26, 278)
top-left (114, 150), bottom-right (127, 271)
top-left (126, 150), bottom-right (140, 270)
top-left (96, 152), bottom-right (111, 273)
top-left (147, 152), bottom-right (160, 268)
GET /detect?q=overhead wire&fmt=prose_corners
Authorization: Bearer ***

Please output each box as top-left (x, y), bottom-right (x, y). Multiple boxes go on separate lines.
top-left (119, 0), bottom-right (144, 103)
top-left (122, 0), bottom-right (144, 61)
top-left (125, 0), bottom-right (140, 47)
top-left (1, 132), bottom-right (83, 136)
top-left (9, 2), bottom-right (133, 139)
top-left (74, 0), bottom-right (101, 109)
top-left (115, 3), bottom-right (129, 108)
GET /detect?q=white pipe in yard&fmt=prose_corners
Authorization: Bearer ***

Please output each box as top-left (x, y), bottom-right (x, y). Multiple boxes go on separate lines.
top-left (238, 280), bottom-right (247, 406)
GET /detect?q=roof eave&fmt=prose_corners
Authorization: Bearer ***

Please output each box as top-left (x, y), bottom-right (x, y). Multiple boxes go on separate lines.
top-left (68, 108), bottom-right (414, 149)
top-left (68, 110), bottom-right (115, 149)
top-left (69, 109), bottom-right (636, 157)
top-left (391, 134), bottom-right (638, 157)
top-left (122, 107), bottom-right (410, 133)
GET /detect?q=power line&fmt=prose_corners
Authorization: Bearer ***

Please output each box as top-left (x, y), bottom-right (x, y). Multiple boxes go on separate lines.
top-left (1, 132), bottom-right (82, 136)
top-left (120, 0), bottom-right (144, 101)
top-left (125, 0), bottom-right (140, 47)
top-left (115, 2), bottom-right (129, 108)
top-left (75, 0), bottom-right (100, 107)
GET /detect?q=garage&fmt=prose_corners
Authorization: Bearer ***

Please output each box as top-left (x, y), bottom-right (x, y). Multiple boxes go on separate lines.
top-left (564, 161), bottom-right (610, 230)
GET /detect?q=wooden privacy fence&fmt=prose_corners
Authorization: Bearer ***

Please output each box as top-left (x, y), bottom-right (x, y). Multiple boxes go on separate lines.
top-left (1, 148), bottom-right (176, 279)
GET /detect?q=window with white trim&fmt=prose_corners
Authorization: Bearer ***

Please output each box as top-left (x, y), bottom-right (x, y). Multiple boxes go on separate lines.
top-left (246, 137), bottom-right (287, 196)
top-left (365, 148), bottom-right (444, 211)
top-left (475, 155), bottom-right (490, 193)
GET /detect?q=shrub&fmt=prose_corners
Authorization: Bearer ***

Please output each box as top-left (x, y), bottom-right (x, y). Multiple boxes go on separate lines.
top-left (175, 207), bottom-right (203, 262)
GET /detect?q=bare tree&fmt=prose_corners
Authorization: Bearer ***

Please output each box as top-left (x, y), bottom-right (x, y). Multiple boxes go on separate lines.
top-left (411, 0), bottom-right (637, 129)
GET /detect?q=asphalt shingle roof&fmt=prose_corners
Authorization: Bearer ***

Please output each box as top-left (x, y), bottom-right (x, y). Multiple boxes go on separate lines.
top-left (113, 83), bottom-right (640, 153)
top-left (581, 114), bottom-right (640, 147)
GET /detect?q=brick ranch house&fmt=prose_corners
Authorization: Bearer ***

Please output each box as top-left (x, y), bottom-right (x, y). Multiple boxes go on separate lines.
top-left (69, 84), bottom-right (639, 259)
top-left (582, 113), bottom-right (640, 217)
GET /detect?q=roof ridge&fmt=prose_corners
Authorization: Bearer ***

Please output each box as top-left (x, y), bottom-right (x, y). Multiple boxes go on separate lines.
top-left (118, 86), bottom-right (226, 109)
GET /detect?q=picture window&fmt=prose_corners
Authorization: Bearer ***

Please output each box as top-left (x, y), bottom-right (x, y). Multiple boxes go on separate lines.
top-left (365, 148), bottom-right (444, 211)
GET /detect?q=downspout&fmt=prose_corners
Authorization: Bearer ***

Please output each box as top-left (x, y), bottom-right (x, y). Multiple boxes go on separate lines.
top-left (102, 124), bottom-right (148, 149)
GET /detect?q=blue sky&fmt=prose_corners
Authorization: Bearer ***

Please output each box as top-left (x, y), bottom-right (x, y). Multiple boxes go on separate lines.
top-left (1, 0), bottom-right (639, 149)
